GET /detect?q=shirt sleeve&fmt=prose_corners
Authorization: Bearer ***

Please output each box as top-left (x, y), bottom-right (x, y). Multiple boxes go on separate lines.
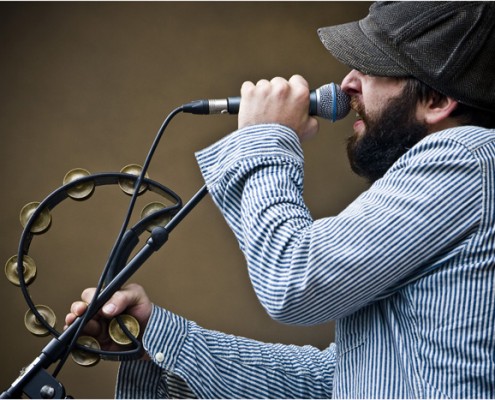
top-left (195, 124), bottom-right (482, 324)
top-left (116, 305), bottom-right (335, 399)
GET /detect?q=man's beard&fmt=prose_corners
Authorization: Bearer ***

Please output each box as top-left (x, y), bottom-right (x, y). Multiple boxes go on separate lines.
top-left (346, 94), bottom-right (429, 184)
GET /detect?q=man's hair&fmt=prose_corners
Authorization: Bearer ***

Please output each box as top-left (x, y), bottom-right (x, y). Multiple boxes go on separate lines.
top-left (404, 79), bottom-right (495, 129)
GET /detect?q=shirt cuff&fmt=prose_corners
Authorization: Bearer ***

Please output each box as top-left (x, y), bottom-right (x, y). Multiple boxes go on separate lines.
top-left (195, 123), bottom-right (303, 189)
top-left (143, 304), bottom-right (189, 371)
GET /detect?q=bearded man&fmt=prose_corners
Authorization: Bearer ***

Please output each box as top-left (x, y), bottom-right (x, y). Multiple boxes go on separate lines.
top-left (67, 2), bottom-right (495, 398)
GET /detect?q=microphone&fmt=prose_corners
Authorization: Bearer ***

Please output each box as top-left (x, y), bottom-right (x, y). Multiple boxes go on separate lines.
top-left (182, 82), bottom-right (351, 122)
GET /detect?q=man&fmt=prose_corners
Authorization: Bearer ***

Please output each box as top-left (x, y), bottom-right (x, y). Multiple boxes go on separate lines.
top-left (66, 2), bottom-right (495, 398)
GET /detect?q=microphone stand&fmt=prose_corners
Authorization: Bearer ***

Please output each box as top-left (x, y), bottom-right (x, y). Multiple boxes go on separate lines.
top-left (1, 185), bottom-right (209, 399)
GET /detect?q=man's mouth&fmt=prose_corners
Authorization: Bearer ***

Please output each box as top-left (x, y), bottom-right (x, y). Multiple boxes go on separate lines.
top-left (353, 111), bottom-right (365, 133)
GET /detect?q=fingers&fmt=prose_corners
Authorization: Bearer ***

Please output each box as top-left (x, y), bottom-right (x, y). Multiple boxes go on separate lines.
top-left (289, 74), bottom-right (309, 88)
top-left (71, 300), bottom-right (88, 317)
top-left (63, 287), bottom-right (99, 328)
top-left (65, 283), bottom-right (152, 330)
top-left (78, 284), bottom-right (140, 318)
top-left (256, 79), bottom-right (270, 87)
top-left (63, 284), bottom-right (151, 358)
top-left (97, 283), bottom-right (150, 318)
top-left (242, 76), bottom-right (302, 100)
top-left (239, 75), bottom-right (318, 140)
top-left (64, 300), bottom-right (87, 329)
top-left (242, 75), bottom-right (308, 96)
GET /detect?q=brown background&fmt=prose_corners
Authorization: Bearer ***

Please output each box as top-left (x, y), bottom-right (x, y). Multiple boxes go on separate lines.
top-left (0, 2), bottom-right (371, 398)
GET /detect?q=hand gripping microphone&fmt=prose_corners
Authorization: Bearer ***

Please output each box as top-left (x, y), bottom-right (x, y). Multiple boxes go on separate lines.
top-left (182, 82), bottom-right (351, 122)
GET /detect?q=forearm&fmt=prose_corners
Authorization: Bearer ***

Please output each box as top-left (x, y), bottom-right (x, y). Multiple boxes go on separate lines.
top-left (175, 321), bottom-right (335, 398)
top-left (117, 305), bottom-right (335, 399)
top-left (196, 126), bottom-right (482, 324)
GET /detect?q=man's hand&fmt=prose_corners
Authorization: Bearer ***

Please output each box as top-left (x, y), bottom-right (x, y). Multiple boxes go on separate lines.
top-left (238, 74), bottom-right (319, 141)
top-left (64, 283), bottom-right (152, 353)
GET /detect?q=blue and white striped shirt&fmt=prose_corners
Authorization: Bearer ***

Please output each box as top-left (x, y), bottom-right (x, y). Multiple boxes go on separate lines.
top-left (117, 124), bottom-right (495, 398)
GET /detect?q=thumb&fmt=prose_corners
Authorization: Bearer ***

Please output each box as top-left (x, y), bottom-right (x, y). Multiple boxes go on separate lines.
top-left (81, 287), bottom-right (128, 318)
top-left (100, 290), bottom-right (130, 318)
top-left (102, 302), bottom-right (119, 317)
top-left (100, 283), bottom-right (150, 320)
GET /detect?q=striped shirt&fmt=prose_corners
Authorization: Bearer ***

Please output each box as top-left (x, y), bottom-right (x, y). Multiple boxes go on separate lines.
top-left (117, 124), bottom-right (495, 398)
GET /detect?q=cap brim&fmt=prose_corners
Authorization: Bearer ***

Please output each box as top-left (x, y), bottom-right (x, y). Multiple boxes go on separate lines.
top-left (318, 21), bottom-right (409, 77)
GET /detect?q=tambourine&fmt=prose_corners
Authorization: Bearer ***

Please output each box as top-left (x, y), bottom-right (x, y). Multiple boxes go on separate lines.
top-left (5, 165), bottom-right (182, 367)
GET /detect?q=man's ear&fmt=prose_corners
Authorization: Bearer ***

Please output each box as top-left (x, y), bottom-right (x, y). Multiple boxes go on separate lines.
top-left (419, 96), bottom-right (458, 126)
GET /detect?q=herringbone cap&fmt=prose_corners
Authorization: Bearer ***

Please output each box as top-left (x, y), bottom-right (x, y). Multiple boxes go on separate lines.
top-left (318, 2), bottom-right (495, 111)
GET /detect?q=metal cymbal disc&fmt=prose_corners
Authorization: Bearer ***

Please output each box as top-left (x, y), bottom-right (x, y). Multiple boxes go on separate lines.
top-left (5, 254), bottom-right (37, 286)
top-left (141, 202), bottom-right (172, 232)
top-left (19, 202), bottom-right (52, 234)
top-left (24, 305), bottom-right (56, 336)
top-left (108, 314), bottom-right (140, 346)
top-left (71, 336), bottom-right (101, 367)
top-left (118, 164), bottom-right (149, 195)
top-left (63, 168), bottom-right (95, 200)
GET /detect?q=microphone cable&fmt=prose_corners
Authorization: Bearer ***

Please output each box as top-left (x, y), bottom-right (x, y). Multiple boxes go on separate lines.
top-left (53, 105), bottom-right (186, 377)
top-left (53, 82), bottom-right (350, 376)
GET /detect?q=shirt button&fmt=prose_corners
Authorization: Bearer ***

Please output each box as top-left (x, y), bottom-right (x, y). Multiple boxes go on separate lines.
top-left (155, 352), bottom-right (165, 363)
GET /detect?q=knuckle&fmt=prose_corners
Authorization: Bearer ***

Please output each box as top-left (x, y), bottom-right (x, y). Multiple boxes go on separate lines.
top-left (125, 282), bottom-right (139, 291)
top-left (70, 302), bottom-right (78, 313)
top-left (273, 81), bottom-right (290, 97)
top-left (293, 82), bottom-right (306, 95)
top-left (112, 290), bottom-right (126, 304)
top-left (241, 81), bottom-right (255, 94)
top-left (81, 287), bottom-right (95, 302)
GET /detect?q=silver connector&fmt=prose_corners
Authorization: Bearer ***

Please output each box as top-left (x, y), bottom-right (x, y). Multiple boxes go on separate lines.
top-left (208, 99), bottom-right (229, 114)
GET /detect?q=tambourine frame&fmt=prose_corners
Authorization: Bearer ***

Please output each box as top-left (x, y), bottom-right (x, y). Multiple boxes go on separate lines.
top-left (15, 171), bottom-right (182, 358)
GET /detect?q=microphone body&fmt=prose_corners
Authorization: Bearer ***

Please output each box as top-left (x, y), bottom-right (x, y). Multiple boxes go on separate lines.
top-left (183, 83), bottom-right (350, 122)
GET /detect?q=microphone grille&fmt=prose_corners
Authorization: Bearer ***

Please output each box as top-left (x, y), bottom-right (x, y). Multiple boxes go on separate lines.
top-left (317, 83), bottom-right (351, 122)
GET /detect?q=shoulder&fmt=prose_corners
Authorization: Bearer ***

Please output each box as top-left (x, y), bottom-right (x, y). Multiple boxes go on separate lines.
top-left (394, 126), bottom-right (495, 168)
top-left (419, 126), bottom-right (495, 154)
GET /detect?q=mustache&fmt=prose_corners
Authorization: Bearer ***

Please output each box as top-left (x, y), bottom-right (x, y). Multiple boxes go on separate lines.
top-left (350, 97), bottom-right (367, 122)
